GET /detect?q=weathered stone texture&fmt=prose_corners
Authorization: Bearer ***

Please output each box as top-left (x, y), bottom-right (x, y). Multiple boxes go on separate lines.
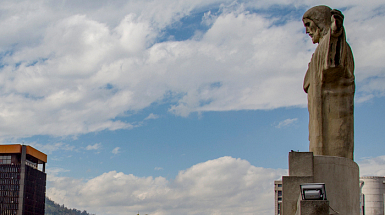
top-left (303, 5), bottom-right (355, 159)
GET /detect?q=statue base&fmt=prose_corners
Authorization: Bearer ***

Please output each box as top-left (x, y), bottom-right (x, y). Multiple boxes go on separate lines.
top-left (296, 200), bottom-right (329, 215)
top-left (281, 152), bottom-right (360, 215)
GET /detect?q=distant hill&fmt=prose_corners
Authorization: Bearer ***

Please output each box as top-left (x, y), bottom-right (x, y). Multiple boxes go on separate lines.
top-left (45, 197), bottom-right (95, 215)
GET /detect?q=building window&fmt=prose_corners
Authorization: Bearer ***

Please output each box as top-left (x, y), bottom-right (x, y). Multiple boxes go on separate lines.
top-left (278, 202), bottom-right (281, 215)
top-left (278, 191), bottom-right (282, 197)
top-left (278, 184), bottom-right (282, 187)
top-left (0, 155), bottom-right (11, 164)
top-left (26, 159), bottom-right (38, 169)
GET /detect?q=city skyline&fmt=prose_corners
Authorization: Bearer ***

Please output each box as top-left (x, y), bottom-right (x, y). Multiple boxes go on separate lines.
top-left (0, 0), bottom-right (384, 214)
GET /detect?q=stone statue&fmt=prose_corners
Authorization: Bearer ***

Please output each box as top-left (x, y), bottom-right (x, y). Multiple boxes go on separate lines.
top-left (303, 6), bottom-right (355, 159)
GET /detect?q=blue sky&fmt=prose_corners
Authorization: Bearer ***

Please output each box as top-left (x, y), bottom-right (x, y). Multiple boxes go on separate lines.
top-left (1, 0), bottom-right (385, 214)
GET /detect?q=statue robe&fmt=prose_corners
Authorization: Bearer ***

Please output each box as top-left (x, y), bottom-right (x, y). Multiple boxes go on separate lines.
top-left (303, 27), bottom-right (355, 159)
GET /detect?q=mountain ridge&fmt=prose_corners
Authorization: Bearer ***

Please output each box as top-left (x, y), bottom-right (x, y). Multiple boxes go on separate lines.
top-left (45, 197), bottom-right (95, 215)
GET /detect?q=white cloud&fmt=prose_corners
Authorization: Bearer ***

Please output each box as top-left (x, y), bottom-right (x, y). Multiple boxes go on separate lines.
top-left (112, 147), bottom-right (121, 155)
top-left (46, 156), bottom-right (287, 215)
top-left (46, 167), bottom-right (70, 177)
top-left (154, 167), bottom-right (163, 171)
top-left (358, 155), bottom-right (385, 176)
top-left (144, 113), bottom-right (159, 120)
top-left (29, 142), bottom-right (75, 154)
top-left (275, 118), bottom-right (298, 128)
top-left (0, 1), bottom-right (383, 139)
top-left (86, 143), bottom-right (102, 150)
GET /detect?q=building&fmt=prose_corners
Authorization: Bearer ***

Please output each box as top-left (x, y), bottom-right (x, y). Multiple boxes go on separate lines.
top-left (275, 176), bottom-right (385, 215)
top-left (274, 180), bottom-right (283, 215)
top-left (0, 144), bottom-right (47, 215)
top-left (360, 176), bottom-right (385, 215)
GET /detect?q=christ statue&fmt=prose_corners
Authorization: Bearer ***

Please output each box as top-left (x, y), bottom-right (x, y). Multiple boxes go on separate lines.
top-left (303, 5), bottom-right (355, 159)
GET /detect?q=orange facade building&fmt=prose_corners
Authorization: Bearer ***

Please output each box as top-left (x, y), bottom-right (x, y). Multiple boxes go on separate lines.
top-left (0, 144), bottom-right (47, 215)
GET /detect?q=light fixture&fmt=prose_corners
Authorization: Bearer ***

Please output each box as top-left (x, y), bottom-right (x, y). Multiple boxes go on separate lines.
top-left (300, 183), bottom-right (327, 200)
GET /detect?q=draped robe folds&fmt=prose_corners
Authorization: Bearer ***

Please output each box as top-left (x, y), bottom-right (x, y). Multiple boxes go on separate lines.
top-left (303, 27), bottom-right (355, 160)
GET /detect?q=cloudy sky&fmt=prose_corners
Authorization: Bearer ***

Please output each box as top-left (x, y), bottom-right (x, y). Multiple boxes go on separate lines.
top-left (1, 0), bottom-right (385, 214)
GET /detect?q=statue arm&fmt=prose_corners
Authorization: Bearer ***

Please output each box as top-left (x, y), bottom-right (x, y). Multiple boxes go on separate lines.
top-left (322, 33), bottom-right (354, 83)
top-left (331, 9), bottom-right (344, 37)
top-left (323, 9), bottom-right (345, 74)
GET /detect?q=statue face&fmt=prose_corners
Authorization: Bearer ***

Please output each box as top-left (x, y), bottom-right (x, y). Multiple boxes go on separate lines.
top-left (303, 18), bottom-right (321, 44)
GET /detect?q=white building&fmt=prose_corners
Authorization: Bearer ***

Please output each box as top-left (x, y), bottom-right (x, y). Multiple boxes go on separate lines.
top-left (274, 180), bottom-right (282, 215)
top-left (360, 176), bottom-right (385, 215)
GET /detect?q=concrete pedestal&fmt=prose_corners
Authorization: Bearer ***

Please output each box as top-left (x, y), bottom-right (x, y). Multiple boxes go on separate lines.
top-left (282, 152), bottom-right (360, 215)
top-left (297, 200), bottom-right (329, 215)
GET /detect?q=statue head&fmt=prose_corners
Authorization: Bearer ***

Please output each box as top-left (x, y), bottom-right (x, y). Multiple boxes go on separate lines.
top-left (302, 5), bottom-right (332, 44)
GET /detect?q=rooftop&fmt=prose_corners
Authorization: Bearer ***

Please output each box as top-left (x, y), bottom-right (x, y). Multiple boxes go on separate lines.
top-left (0, 144), bottom-right (47, 163)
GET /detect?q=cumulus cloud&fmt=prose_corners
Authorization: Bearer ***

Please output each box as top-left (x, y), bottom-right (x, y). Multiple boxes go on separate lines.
top-left (46, 156), bottom-right (287, 215)
top-left (358, 155), bottom-right (385, 176)
top-left (0, 0), bottom-right (383, 139)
